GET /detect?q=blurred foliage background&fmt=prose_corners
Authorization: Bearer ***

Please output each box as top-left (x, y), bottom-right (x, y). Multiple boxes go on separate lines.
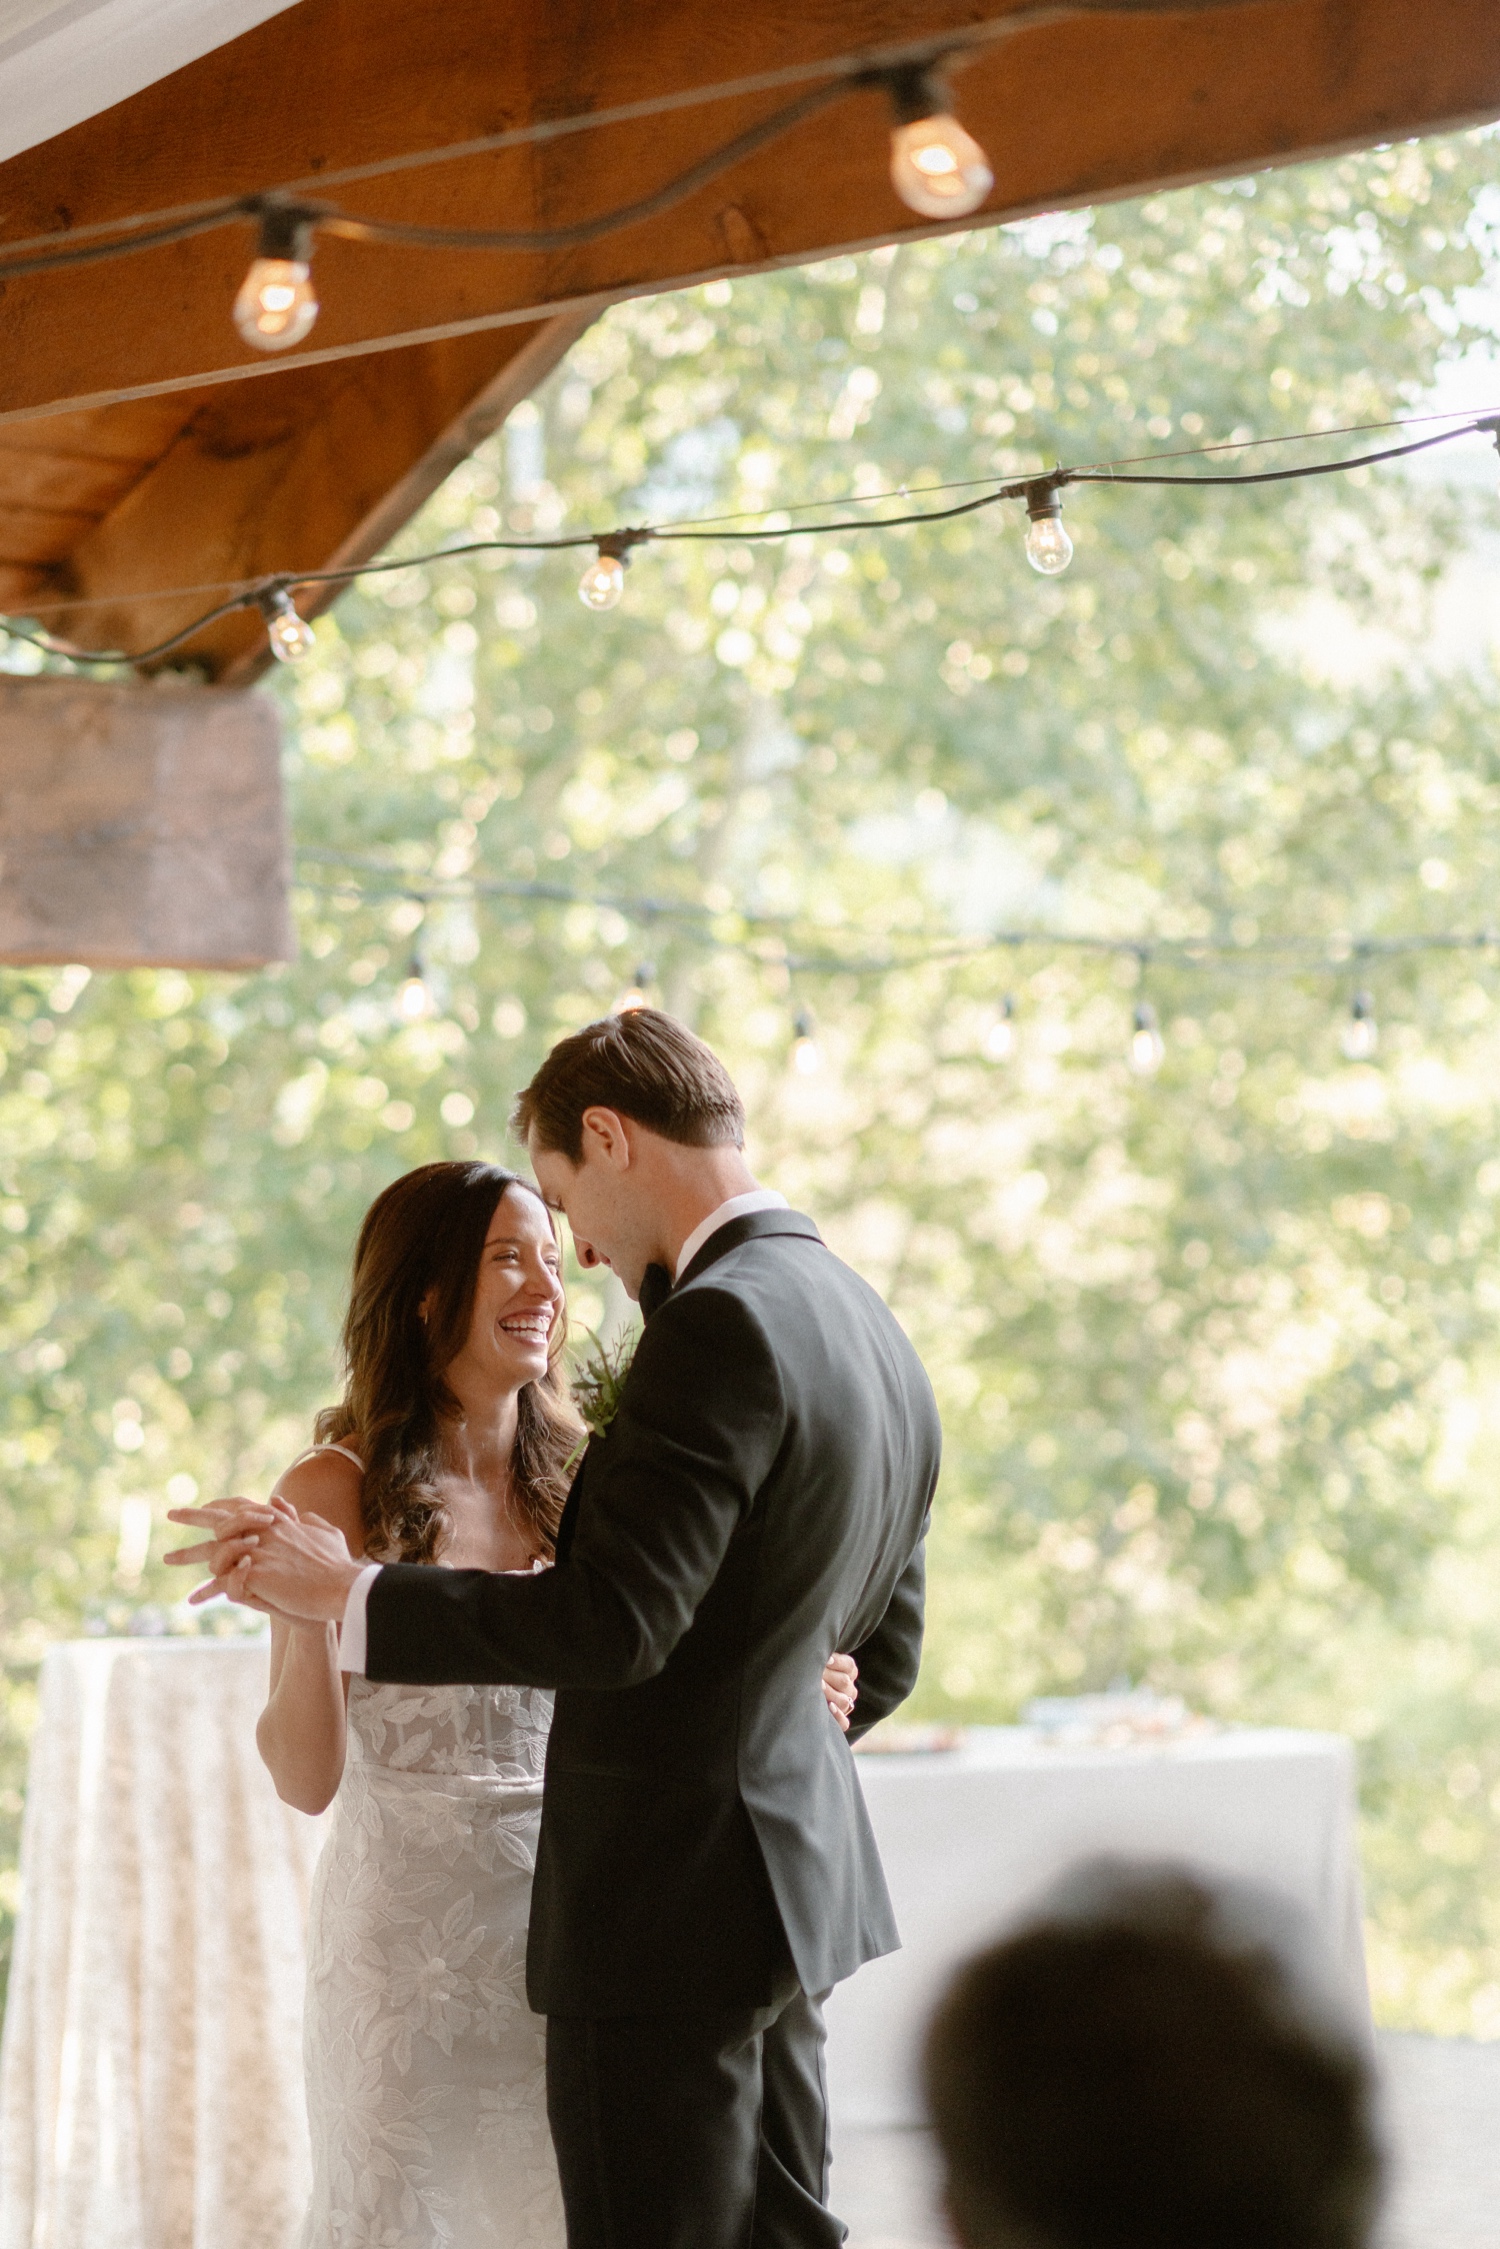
top-left (3, 129), bottom-right (1500, 2033)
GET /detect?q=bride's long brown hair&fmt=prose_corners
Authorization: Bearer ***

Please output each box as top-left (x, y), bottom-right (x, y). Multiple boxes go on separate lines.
top-left (314, 1161), bottom-right (584, 1564)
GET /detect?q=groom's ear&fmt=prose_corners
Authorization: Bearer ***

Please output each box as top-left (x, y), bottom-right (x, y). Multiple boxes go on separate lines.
top-left (579, 1106), bottom-right (634, 1172)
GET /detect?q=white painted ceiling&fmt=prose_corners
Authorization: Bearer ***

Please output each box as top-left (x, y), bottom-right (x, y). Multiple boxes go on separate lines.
top-left (0, 0), bottom-right (305, 166)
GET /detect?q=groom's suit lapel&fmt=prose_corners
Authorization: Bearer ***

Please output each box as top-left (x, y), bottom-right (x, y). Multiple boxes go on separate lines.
top-left (553, 1210), bottom-right (823, 1565)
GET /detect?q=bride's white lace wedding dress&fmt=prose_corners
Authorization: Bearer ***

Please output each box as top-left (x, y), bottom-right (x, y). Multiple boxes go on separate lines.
top-left (299, 1668), bottom-right (565, 2248)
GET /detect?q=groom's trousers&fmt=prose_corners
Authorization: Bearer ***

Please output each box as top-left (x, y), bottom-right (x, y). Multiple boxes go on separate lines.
top-left (546, 1982), bottom-right (847, 2249)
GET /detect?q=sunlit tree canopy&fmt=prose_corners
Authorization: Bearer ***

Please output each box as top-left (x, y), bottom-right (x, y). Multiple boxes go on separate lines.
top-left (2, 130), bottom-right (1499, 2032)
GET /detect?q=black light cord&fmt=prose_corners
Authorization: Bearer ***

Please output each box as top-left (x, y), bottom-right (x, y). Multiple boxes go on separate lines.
top-left (1067, 420), bottom-right (1489, 488)
top-left (0, 0), bottom-right (1258, 278)
top-left (0, 82), bottom-right (850, 278)
top-left (295, 852), bottom-right (1500, 984)
top-left (5, 411), bottom-right (1496, 671)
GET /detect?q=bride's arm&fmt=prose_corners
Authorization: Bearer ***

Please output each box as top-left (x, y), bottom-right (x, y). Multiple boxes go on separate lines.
top-left (256, 1452), bottom-right (367, 1816)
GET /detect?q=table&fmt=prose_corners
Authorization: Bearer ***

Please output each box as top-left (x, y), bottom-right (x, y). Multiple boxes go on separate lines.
top-left (0, 1638), bottom-right (329, 2249)
top-left (824, 1724), bottom-right (1370, 2127)
top-left (0, 1652), bottom-right (1371, 2225)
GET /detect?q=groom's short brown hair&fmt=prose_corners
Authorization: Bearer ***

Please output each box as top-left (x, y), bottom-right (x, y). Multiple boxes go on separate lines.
top-left (513, 1008), bottom-right (745, 1162)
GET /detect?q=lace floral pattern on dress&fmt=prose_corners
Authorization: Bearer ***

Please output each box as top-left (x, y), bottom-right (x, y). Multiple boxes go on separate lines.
top-left (299, 1679), bottom-right (563, 2249)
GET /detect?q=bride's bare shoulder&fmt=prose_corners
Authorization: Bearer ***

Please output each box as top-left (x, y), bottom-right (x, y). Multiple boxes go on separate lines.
top-left (272, 1446), bottom-right (367, 1557)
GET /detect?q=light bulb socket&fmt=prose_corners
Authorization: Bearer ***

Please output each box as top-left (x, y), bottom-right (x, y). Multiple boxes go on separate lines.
top-left (793, 1007), bottom-right (815, 1041)
top-left (1025, 480), bottom-right (1066, 523)
top-left (632, 961), bottom-right (656, 987)
top-left (594, 529), bottom-right (649, 567)
top-left (250, 199), bottom-right (318, 265)
top-left (882, 62), bottom-right (952, 126)
top-left (1350, 989), bottom-right (1374, 1023)
top-left (1133, 1001), bottom-right (1158, 1033)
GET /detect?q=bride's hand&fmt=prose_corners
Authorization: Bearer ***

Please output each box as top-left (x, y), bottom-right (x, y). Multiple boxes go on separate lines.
top-left (821, 1653), bottom-right (858, 1732)
top-left (182, 1503), bottom-right (362, 1625)
top-left (164, 1495), bottom-right (300, 1608)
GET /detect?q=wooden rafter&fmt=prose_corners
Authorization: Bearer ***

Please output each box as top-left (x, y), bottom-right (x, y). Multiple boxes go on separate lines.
top-left (0, 0), bottom-right (1494, 678)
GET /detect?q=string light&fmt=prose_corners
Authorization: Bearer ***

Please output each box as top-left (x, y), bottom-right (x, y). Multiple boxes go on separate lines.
top-left (396, 950), bottom-right (433, 1022)
top-left (612, 961), bottom-right (655, 1012)
top-left (791, 1007), bottom-right (825, 1074)
top-left (0, 8), bottom-right (1258, 289)
top-left (579, 545), bottom-right (628, 612)
top-left (983, 995), bottom-right (1016, 1060)
top-left (298, 852), bottom-right (1500, 1087)
top-left (1341, 988), bottom-right (1379, 1061)
top-left (6, 412), bottom-right (1495, 671)
top-left (885, 65), bottom-right (993, 221)
top-left (258, 585), bottom-right (316, 662)
top-left (1129, 1000), bottom-right (1165, 1077)
top-left (233, 204), bottom-right (319, 352)
top-left (1024, 481), bottom-right (1073, 575)
top-left (298, 847), bottom-right (1500, 985)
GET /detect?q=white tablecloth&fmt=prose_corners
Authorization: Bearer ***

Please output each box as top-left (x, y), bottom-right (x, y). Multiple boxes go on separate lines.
top-left (0, 1650), bottom-right (1370, 2220)
top-left (0, 1639), bottom-right (328, 2249)
top-left (825, 1724), bottom-right (1370, 2126)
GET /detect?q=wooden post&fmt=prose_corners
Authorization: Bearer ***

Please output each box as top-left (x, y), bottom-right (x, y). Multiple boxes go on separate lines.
top-left (0, 676), bottom-right (293, 968)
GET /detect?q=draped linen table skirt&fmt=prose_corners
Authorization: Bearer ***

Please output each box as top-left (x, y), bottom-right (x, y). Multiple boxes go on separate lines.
top-left (826, 1722), bottom-right (1372, 2127)
top-left (0, 1637), bottom-right (329, 2249)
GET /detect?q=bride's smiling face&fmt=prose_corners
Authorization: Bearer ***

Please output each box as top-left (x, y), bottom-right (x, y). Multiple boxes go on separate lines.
top-left (437, 1186), bottom-right (564, 1397)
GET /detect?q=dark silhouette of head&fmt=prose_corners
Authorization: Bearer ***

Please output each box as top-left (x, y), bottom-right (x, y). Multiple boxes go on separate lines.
top-left (924, 1860), bottom-right (1380, 2249)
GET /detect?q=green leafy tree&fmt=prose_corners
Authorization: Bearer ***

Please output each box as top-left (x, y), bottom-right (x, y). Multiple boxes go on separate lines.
top-left (2, 128), bottom-right (1499, 2031)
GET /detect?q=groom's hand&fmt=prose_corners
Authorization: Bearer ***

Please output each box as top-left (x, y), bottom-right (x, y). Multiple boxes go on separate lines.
top-left (165, 1497), bottom-right (362, 1623)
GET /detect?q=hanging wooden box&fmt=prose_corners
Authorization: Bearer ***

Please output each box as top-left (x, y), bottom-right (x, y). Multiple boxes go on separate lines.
top-left (0, 675), bottom-right (293, 968)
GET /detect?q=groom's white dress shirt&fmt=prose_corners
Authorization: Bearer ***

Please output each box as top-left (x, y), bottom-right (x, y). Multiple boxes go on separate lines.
top-left (337, 1188), bottom-right (789, 1674)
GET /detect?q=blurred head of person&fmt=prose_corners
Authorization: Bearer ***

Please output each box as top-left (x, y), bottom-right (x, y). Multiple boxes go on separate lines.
top-left (924, 1859), bottom-right (1380, 2249)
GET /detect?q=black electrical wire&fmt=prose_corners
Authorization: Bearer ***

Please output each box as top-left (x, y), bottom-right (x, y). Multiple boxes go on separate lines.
top-left (0, 0), bottom-right (1258, 276)
top-left (1066, 420), bottom-right (1493, 488)
top-left (7, 411), bottom-right (1496, 671)
top-left (294, 850), bottom-right (1500, 984)
top-left (0, 81), bottom-right (850, 278)
top-left (12, 406), bottom-right (1491, 620)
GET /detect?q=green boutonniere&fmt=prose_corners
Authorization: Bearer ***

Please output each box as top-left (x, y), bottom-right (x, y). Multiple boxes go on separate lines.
top-left (565, 1326), bottom-right (639, 1471)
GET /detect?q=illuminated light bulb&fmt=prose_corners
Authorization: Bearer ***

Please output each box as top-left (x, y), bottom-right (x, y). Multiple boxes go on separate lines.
top-left (791, 1008), bottom-right (824, 1076)
top-left (579, 548), bottom-right (627, 611)
top-left (983, 995), bottom-right (1016, 1061)
top-left (886, 67), bottom-right (993, 220)
top-left (259, 586), bottom-right (316, 663)
top-left (612, 962), bottom-right (655, 1014)
top-left (234, 204), bottom-right (319, 352)
top-left (1341, 988), bottom-right (1378, 1062)
top-left (1128, 1001), bottom-right (1165, 1077)
top-left (235, 259), bottom-right (317, 350)
top-left (397, 954), bottom-right (432, 1023)
top-left (1024, 484), bottom-right (1074, 576)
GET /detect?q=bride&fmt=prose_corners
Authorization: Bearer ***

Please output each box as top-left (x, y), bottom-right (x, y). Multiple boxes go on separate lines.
top-left (233, 1159), bottom-right (858, 2248)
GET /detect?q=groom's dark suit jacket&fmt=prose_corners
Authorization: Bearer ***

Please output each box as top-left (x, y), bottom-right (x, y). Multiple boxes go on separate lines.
top-left (365, 1208), bottom-right (941, 2015)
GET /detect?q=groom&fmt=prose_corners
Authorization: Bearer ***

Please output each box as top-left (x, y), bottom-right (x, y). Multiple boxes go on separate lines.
top-left (174, 1009), bottom-right (940, 2249)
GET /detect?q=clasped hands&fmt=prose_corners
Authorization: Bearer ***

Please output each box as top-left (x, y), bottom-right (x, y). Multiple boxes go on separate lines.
top-left (165, 1499), bottom-right (861, 1725)
top-left (164, 1498), bottom-right (362, 1625)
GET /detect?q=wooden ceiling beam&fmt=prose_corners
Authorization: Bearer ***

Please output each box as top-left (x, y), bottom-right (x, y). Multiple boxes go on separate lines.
top-left (30, 308), bottom-right (594, 673)
top-left (0, 0), bottom-right (1496, 428)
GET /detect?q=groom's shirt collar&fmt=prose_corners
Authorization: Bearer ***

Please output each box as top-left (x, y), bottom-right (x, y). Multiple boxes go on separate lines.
top-left (674, 1188), bottom-right (789, 1281)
